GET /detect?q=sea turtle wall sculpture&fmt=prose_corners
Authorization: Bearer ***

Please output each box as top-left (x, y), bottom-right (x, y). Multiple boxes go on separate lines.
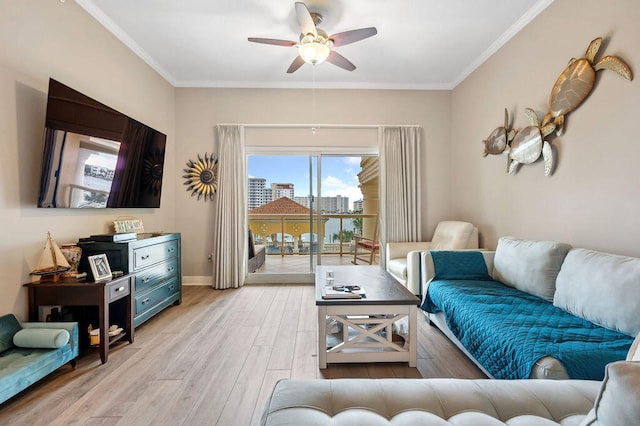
top-left (482, 108), bottom-right (515, 157)
top-left (481, 36), bottom-right (633, 176)
top-left (542, 37), bottom-right (633, 135)
top-left (508, 108), bottom-right (556, 176)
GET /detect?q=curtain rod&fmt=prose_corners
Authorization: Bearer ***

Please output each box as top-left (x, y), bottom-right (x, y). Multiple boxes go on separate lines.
top-left (216, 123), bottom-right (421, 129)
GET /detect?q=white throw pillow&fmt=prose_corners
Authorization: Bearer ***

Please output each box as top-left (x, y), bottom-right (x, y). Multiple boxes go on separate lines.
top-left (492, 237), bottom-right (571, 301)
top-left (579, 361), bottom-right (640, 426)
top-left (554, 249), bottom-right (640, 337)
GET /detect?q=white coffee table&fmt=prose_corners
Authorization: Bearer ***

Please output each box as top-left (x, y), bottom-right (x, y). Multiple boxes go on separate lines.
top-left (316, 265), bottom-right (420, 369)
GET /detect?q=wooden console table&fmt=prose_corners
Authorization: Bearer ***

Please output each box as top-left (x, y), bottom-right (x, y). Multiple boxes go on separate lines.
top-left (24, 274), bottom-right (134, 364)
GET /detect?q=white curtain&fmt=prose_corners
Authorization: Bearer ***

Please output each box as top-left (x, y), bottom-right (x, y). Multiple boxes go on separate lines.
top-left (379, 126), bottom-right (423, 267)
top-left (212, 125), bottom-right (247, 289)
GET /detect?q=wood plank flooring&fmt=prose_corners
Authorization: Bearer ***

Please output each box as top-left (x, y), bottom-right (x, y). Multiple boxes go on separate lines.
top-left (0, 285), bottom-right (485, 425)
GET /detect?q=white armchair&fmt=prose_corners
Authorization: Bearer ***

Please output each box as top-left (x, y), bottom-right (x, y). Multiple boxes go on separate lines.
top-left (386, 221), bottom-right (479, 295)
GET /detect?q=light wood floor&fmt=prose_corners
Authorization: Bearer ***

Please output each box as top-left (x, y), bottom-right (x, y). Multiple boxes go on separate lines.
top-left (0, 285), bottom-right (485, 425)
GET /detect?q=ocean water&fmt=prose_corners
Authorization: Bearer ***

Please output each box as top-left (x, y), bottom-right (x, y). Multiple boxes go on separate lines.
top-left (323, 217), bottom-right (357, 242)
top-left (259, 217), bottom-right (358, 245)
top-left (297, 217), bottom-right (356, 243)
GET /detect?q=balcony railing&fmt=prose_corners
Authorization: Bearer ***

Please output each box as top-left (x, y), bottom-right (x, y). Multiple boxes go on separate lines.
top-left (248, 213), bottom-right (376, 257)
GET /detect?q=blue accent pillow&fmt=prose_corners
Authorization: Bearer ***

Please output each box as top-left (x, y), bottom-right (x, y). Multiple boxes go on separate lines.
top-left (431, 251), bottom-right (491, 280)
top-left (0, 314), bottom-right (22, 353)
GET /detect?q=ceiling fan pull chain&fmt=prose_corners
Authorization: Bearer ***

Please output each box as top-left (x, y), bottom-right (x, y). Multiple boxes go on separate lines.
top-left (312, 65), bottom-right (317, 134)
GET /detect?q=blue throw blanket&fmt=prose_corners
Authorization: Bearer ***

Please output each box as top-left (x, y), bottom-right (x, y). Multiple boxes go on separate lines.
top-left (423, 278), bottom-right (633, 379)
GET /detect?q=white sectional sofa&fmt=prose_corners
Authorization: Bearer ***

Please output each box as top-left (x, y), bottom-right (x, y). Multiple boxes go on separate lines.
top-left (261, 335), bottom-right (640, 425)
top-left (421, 237), bottom-right (640, 380)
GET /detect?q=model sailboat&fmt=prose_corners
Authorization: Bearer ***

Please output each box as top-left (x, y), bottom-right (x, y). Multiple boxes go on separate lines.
top-left (31, 232), bottom-right (71, 278)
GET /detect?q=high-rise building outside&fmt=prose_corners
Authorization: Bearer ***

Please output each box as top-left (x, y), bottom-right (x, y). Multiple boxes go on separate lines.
top-left (251, 182), bottom-right (353, 212)
top-left (353, 199), bottom-right (364, 212)
top-left (271, 183), bottom-right (294, 200)
top-left (320, 195), bottom-right (349, 213)
top-left (264, 188), bottom-right (273, 204)
top-left (248, 178), bottom-right (266, 210)
top-left (293, 195), bottom-right (350, 213)
top-left (293, 196), bottom-right (311, 208)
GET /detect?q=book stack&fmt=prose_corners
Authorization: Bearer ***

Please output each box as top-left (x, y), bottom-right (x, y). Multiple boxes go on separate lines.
top-left (322, 285), bottom-right (366, 299)
top-left (79, 233), bottom-right (138, 243)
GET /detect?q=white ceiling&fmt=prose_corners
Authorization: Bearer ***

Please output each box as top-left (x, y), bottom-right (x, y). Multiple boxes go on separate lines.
top-left (76, 0), bottom-right (553, 90)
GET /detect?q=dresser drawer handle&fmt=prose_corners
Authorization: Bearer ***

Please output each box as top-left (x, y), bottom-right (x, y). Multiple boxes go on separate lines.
top-left (167, 266), bottom-right (175, 273)
top-left (140, 254), bottom-right (150, 260)
top-left (142, 277), bottom-right (151, 283)
top-left (168, 285), bottom-right (175, 291)
top-left (168, 247), bottom-right (175, 253)
top-left (115, 286), bottom-right (125, 292)
top-left (141, 298), bottom-right (150, 305)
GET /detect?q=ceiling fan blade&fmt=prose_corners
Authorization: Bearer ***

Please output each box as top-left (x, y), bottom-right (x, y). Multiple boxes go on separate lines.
top-left (286, 56), bottom-right (306, 74)
top-left (295, 2), bottom-right (317, 37)
top-left (330, 27), bottom-right (377, 47)
top-left (326, 51), bottom-right (356, 71)
top-left (248, 37), bottom-right (296, 47)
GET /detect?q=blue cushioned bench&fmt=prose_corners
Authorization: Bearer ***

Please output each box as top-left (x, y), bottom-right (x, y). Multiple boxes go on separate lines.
top-left (0, 314), bottom-right (79, 404)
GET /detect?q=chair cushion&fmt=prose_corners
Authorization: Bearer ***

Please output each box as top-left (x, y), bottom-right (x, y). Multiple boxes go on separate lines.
top-left (357, 239), bottom-right (379, 249)
top-left (580, 361), bottom-right (640, 426)
top-left (554, 249), bottom-right (640, 337)
top-left (0, 314), bottom-right (22, 353)
top-left (13, 328), bottom-right (70, 349)
top-left (430, 221), bottom-right (475, 249)
top-left (492, 237), bottom-right (571, 302)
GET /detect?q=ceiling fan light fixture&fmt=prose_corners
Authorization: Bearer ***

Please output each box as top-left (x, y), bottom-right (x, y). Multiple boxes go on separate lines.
top-left (299, 41), bottom-right (330, 65)
top-left (248, 2), bottom-right (376, 73)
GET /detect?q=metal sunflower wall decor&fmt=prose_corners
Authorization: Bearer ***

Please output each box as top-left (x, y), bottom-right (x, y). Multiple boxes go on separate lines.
top-left (183, 153), bottom-right (219, 201)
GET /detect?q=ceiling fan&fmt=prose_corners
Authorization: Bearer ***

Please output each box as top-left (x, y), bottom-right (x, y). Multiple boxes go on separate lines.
top-left (248, 2), bottom-right (377, 73)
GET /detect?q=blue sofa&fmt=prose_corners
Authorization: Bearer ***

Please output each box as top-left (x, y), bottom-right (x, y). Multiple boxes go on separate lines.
top-left (420, 238), bottom-right (638, 380)
top-left (0, 314), bottom-right (79, 404)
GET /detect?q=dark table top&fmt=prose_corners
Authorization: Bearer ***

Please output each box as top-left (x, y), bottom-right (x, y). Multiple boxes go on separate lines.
top-left (24, 274), bottom-right (133, 288)
top-left (316, 265), bottom-right (420, 306)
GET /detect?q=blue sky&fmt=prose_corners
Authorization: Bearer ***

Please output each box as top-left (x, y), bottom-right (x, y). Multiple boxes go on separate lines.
top-left (248, 155), bottom-right (363, 204)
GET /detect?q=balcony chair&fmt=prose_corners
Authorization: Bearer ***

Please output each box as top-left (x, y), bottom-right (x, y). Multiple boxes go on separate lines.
top-left (248, 230), bottom-right (265, 273)
top-left (386, 221), bottom-right (478, 295)
top-left (352, 215), bottom-right (380, 265)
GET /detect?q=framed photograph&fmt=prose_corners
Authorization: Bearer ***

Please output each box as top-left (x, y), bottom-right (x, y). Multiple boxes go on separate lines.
top-left (88, 254), bottom-right (112, 282)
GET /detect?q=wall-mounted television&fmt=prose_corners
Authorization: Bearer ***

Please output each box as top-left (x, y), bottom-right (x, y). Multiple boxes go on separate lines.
top-left (37, 79), bottom-right (166, 208)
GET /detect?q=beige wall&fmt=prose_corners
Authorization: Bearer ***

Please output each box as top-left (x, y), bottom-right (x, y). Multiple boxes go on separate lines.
top-left (175, 88), bottom-right (452, 277)
top-left (451, 0), bottom-right (640, 256)
top-left (8, 0), bottom-right (634, 318)
top-left (0, 1), bottom-right (175, 318)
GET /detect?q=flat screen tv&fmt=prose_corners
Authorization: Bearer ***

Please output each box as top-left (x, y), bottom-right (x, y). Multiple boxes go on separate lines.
top-left (37, 79), bottom-right (166, 208)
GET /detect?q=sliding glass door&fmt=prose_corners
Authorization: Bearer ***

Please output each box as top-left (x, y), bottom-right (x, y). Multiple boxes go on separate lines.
top-left (246, 153), bottom-right (377, 283)
top-left (247, 155), bottom-right (316, 278)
